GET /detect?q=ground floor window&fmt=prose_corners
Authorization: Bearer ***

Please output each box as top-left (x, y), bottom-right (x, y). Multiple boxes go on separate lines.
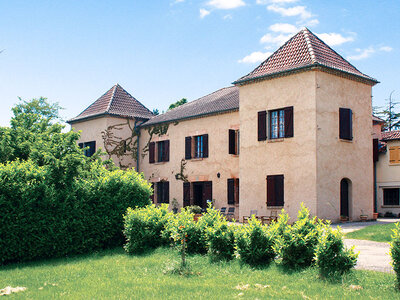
top-left (183, 181), bottom-right (212, 209)
top-left (156, 181), bottom-right (169, 204)
top-left (266, 175), bottom-right (284, 207)
top-left (383, 188), bottom-right (400, 206)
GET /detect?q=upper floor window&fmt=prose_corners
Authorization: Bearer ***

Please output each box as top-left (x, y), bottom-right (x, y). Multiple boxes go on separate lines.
top-left (79, 141), bottom-right (96, 157)
top-left (229, 129), bottom-right (239, 155)
top-left (185, 134), bottom-right (208, 159)
top-left (389, 146), bottom-right (400, 165)
top-left (149, 140), bottom-right (169, 164)
top-left (339, 108), bottom-right (353, 141)
top-left (258, 107), bottom-right (293, 141)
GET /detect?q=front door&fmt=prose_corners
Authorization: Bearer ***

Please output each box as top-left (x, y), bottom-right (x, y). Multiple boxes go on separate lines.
top-left (340, 179), bottom-right (349, 217)
top-left (193, 183), bottom-right (204, 208)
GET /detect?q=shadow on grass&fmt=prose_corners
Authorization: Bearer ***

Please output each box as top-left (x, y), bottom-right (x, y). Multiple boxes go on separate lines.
top-left (0, 247), bottom-right (126, 271)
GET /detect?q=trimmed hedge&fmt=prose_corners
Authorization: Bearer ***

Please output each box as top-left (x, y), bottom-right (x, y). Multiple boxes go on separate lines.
top-left (0, 160), bottom-right (151, 265)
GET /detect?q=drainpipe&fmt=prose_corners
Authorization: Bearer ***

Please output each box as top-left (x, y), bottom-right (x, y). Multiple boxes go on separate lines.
top-left (374, 161), bottom-right (377, 213)
top-left (134, 120), bottom-right (140, 172)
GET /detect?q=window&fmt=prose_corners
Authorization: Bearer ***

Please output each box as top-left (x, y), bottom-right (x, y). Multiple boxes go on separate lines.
top-left (149, 140), bottom-right (169, 163)
top-left (185, 134), bottom-right (208, 159)
top-left (156, 181), bottom-right (169, 204)
top-left (339, 108), bottom-right (353, 140)
top-left (383, 188), bottom-right (400, 206)
top-left (79, 141), bottom-right (96, 157)
top-left (229, 129), bottom-right (240, 155)
top-left (257, 106), bottom-right (293, 141)
top-left (227, 178), bottom-right (239, 204)
top-left (266, 175), bottom-right (284, 207)
top-left (389, 146), bottom-right (400, 165)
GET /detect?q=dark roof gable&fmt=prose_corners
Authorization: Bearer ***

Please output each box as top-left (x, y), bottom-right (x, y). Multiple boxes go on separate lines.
top-left (68, 84), bottom-right (153, 123)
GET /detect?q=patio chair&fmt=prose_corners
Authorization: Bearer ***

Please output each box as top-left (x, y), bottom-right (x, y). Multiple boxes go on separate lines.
top-left (226, 207), bottom-right (235, 220)
top-left (243, 210), bottom-right (258, 223)
top-left (220, 207), bottom-right (227, 216)
top-left (269, 210), bottom-right (278, 222)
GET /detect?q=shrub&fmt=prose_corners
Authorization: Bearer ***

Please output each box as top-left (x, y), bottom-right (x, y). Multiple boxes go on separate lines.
top-left (390, 222), bottom-right (400, 288)
top-left (235, 217), bottom-right (276, 267)
top-left (275, 204), bottom-right (322, 269)
top-left (0, 160), bottom-right (152, 265)
top-left (164, 208), bottom-right (208, 254)
top-left (206, 218), bottom-right (236, 262)
top-left (315, 224), bottom-right (358, 279)
top-left (123, 204), bottom-right (172, 254)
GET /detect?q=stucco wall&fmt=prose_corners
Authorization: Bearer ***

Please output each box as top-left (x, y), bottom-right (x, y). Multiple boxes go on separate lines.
top-left (315, 71), bottom-right (374, 221)
top-left (70, 116), bottom-right (138, 169)
top-left (376, 140), bottom-right (400, 215)
top-left (139, 111), bottom-right (240, 214)
top-left (238, 71), bottom-right (318, 222)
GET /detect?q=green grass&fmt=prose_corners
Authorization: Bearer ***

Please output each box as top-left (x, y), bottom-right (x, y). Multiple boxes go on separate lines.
top-left (1, 247), bottom-right (399, 299)
top-left (346, 223), bottom-right (397, 243)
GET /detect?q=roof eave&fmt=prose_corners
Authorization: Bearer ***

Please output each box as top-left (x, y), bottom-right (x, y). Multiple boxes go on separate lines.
top-left (67, 112), bottom-right (151, 124)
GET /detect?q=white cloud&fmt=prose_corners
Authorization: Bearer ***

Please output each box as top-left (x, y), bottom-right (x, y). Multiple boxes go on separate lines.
top-left (317, 32), bottom-right (354, 46)
top-left (223, 14), bottom-right (233, 20)
top-left (380, 46), bottom-right (393, 52)
top-left (239, 51), bottom-right (272, 63)
top-left (200, 8), bottom-right (210, 18)
top-left (260, 33), bottom-right (291, 45)
top-left (303, 18), bottom-right (319, 27)
top-left (269, 23), bottom-right (298, 34)
top-left (257, 0), bottom-right (298, 4)
top-left (348, 45), bottom-right (393, 61)
top-left (267, 4), bottom-right (312, 19)
top-left (207, 0), bottom-right (245, 10)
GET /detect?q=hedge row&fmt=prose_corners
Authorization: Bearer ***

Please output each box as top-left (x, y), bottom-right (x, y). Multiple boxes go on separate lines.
top-left (124, 204), bottom-right (358, 278)
top-left (0, 160), bottom-right (151, 265)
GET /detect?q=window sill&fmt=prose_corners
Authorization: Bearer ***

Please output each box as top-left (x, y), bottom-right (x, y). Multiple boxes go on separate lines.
top-left (389, 163), bottom-right (400, 166)
top-left (190, 157), bottom-right (205, 161)
top-left (268, 138), bottom-right (284, 143)
top-left (267, 206), bottom-right (284, 209)
top-left (381, 205), bottom-right (400, 208)
top-left (154, 161), bottom-right (168, 165)
top-left (339, 139), bottom-right (353, 143)
top-left (230, 154), bottom-right (239, 157)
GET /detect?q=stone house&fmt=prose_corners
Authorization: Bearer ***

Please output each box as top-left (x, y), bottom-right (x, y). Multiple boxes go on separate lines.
top-left (68, 28), bottom-right (378, 222)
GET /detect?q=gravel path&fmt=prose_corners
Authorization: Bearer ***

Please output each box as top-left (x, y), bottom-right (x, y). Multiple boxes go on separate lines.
top-left (343, 239), bottom-right (393, 273)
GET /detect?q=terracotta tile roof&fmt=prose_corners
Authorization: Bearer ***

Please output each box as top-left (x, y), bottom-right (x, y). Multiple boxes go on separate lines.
top-left (381, 130), bottom-right (400, 141)
top-left (68, 84), bottom-right (153, 123)
top-left (372, 115), bottom-right (385, 123)
top-left (143, 86), bottom-right (239, 126)
top-left (234, 28), bottom-right (378, 85)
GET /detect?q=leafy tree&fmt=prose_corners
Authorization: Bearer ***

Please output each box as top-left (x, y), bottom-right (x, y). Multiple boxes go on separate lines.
top-left (152, 108), bottom-right (160, 115)
top-left (168, 98), bottom-right (187, 111)
top-left (376, 91), bottom-right (400, 131)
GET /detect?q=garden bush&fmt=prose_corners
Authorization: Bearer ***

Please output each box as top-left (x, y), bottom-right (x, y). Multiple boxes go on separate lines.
top-left (235, 217), bottom-right (276, 267)
top-left (123, 204), bottom-right (172, 254)
top-left (390, 222), bottom-right (400, 288)
top-left (0, 160), bottom-right (152, 265)
top-left (315, 224), bottom-right (358, 279)
top-left (206, 216), bottom-right (236, 262)
top-left (275, 204), bottom-right (322, 269)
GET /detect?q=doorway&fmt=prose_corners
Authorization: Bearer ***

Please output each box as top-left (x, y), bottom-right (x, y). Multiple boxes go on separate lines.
top-left (191, 181), bottom-right (212, 209)
top-left (340, 178), bottom-right (351, 218)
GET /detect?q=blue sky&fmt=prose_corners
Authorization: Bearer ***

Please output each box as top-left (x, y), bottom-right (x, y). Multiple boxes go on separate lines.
top-left (0, 0), bottom-right (399, 127)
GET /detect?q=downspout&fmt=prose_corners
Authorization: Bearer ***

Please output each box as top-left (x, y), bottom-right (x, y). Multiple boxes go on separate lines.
top-left (134, 120), bottom-right (140, 172)
top-left (374, 161), bottom-right (377, 213)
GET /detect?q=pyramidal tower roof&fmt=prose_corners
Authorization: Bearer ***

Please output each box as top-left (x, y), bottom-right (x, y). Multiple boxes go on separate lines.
top-left (234, 28), bottom-right (378, 85)
top-left (68, 84), bottom-right (153, 123)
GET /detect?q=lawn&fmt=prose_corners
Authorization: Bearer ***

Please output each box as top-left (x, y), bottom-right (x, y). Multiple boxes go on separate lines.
top-left (1, 247), bottom-right (399, 299)
top-left (345, 223), bottom-right (397, 243)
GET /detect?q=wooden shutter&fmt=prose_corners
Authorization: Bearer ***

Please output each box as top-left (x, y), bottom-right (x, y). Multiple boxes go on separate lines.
top-left (149, 142), bottom-right (155, 163)
top-left (267, 176), bottom-right (276, 206)
top-left (284, 106), bottom-right (294, 138)
top-left (183, 182), bottom-right (191, 207)
top-left (390, 147), bottom-right (400, 164)
top-left (373, 138), bottom-right (379, 162)
top-left (185, 137), bottom-right (192, 159)
top-left (150, 183), bottom-right (155, 203)
top-left (339, 108), bottom-right (352, 140)
top-left (229, 129), bottom-right (236, 154)
top-left (235, 178), bottom-right (239, 204)
top-left (157, 182), bottom-right (162, 203)
top-left (164, 181), bottom-right (169, 203)
top-left (203, 134), bottom-right (209, 158)
top-left (275, 175), bottom-right (284, 206)
top-left (164, 140), bottom-right (170, 162)
top-left (258, 111), bottom-right (267, 141)
top-left (227, 179), bottom-right (235, 204)
top-left (267, 175), bottom-right (284, 207)
top-left (204, 181), bottom-right (212, 206)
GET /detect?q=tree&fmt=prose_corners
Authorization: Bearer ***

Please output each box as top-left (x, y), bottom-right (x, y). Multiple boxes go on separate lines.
top-left (152, 108), bottom-right (160, 116)
top-left (168, 98), bottom-right (187, 111)
top-left (376, 91), bottom-right (400, 131)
